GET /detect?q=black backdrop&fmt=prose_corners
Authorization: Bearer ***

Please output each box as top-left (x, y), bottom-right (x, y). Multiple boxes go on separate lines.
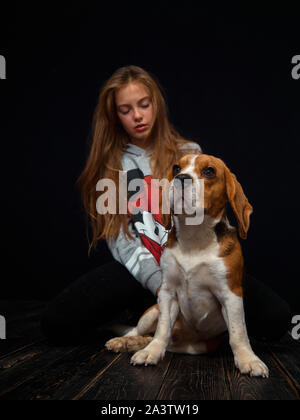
top-left (1, 4), bottom-right (299, 314)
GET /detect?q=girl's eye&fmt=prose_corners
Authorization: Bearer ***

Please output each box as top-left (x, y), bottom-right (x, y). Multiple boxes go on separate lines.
top-left (119, 109), bottom-right (130, 115)
top-left (119, 103), bottom-right (149, 114)
top-left (173, 165), bottom-right (181, 176)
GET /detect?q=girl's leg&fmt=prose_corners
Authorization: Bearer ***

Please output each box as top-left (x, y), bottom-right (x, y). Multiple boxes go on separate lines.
top-left (40, 265), bottom-right (291, 344)
top-left (40, 260), bottom-right (156, 344)
top-left (242, 272), bottom-right (291, 341)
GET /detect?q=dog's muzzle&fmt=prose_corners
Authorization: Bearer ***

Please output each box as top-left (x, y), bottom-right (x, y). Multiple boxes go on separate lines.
top-left (174, 173), bottom-right (193, 188)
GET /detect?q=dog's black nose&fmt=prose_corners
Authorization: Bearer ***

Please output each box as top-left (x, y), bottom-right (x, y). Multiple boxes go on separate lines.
top-left (174, 173), bottom-right (193, 187)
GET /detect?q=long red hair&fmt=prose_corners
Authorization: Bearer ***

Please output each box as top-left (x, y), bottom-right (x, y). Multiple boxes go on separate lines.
top-left (76, 65), bottom-right (199, 254)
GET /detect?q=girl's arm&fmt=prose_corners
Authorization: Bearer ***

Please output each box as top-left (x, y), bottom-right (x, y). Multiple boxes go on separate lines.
top-left (107, 222), bottom-right (162, 295)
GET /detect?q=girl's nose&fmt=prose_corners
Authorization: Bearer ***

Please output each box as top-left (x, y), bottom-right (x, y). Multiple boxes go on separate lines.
top-left (133, 107), bottom-right (143, 120)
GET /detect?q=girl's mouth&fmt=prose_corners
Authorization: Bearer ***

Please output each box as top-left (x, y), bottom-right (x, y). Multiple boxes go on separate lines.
top-left (135, 124), bottom-right (148, 132)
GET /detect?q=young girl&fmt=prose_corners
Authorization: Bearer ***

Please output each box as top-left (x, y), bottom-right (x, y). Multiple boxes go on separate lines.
top-left (40, 66), bottom-right (291, 344)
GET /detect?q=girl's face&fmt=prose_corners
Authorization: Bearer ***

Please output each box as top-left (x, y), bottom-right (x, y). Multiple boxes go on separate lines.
top-left (115, 82), bottom-right (154, 148)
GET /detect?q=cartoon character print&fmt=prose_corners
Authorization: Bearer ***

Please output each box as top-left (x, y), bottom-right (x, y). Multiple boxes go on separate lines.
top-left (126, 169), bottom-right (169, 265)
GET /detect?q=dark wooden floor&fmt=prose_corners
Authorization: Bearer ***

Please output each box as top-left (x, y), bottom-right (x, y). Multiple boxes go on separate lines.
top-left (0, 300), bottom-right (299, 400)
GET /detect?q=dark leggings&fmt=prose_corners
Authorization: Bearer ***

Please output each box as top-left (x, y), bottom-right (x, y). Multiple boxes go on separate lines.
top-left (40, 260), bottom-right (291, 345)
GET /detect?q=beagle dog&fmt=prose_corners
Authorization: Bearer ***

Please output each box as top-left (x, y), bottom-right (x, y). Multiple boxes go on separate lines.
top-left (105, 154), bottom-right (269, 378)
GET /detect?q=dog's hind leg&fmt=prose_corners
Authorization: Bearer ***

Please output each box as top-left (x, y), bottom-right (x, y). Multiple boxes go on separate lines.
top-left (105, 305), bottom-right (159, 353)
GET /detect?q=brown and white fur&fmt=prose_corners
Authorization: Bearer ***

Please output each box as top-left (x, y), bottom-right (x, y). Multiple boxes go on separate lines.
top-left (105, 154), bottom-right (269, 378)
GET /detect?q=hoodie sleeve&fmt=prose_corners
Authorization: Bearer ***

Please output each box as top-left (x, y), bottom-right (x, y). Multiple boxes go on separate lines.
top-left (106, 221), bottom-right (162, 296)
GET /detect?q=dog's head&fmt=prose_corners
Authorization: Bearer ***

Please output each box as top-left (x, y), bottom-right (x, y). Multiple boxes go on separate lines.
top-left (161, 154), bottom-right (253, 239)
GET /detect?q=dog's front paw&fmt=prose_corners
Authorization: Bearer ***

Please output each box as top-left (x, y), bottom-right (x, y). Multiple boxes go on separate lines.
top-left (105, 336), bottom-right (153, 353)
top-left (130, 340), bottom-right (165, 366)
top-left (105, 337), bottom-right (128, 353)
top-left (235, 355), bottom-right (269, 378)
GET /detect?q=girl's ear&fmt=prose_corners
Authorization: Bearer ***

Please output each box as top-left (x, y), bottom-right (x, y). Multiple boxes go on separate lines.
top-left (224, 165), bottom-right (253, 239)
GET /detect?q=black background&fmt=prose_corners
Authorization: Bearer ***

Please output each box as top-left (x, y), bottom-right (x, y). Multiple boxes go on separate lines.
top-left (1, 3), bottom-right (299, 314)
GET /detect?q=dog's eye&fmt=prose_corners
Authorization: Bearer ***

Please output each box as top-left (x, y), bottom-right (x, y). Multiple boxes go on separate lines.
top-left (202, 166), bottom-right (216, 178)
top-left (172, 165), bottom-right (181, 176)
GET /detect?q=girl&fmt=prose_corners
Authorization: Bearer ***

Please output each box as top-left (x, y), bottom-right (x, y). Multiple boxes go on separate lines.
top-left (40, 66), bottom-right (290, 344)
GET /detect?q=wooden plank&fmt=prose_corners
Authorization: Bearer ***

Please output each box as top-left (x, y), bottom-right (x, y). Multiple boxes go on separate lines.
top-left (1, 300), bottom-right (299, 401)
top-left (0, 341), bottom-right (82, 398)
top-left (223, 339), bottom-right (299, 400)
top-left (267, 334), bottom-right (300, 395)
top-left (0, 336), bottom-right (121, 400)
top-left (0, 338), bottom-right (45, 361)
top-left (74, 351), bottom-right (174, 400)
top-left (157, 345), bottom-right (231, 400)
top-left (0, 301), bottom-right (45, 359)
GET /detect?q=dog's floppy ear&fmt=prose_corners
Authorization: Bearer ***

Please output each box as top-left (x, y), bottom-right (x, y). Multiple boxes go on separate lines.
top-left (224, 165), bottom-right (253, 239)
top-left (160, 167), bottom-right (173, 230)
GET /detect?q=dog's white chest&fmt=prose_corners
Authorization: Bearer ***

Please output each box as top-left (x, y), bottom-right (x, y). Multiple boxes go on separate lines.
top-left (166, 239), bottom-right (224, 281)
top-left (161, 242), bottom-right (227, 338)
top-left (173, 241), bottom-right (219, 273)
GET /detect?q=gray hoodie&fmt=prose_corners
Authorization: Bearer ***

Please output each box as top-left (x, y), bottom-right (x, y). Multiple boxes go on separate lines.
top-left (107, 141), bottom-right (202, 295)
